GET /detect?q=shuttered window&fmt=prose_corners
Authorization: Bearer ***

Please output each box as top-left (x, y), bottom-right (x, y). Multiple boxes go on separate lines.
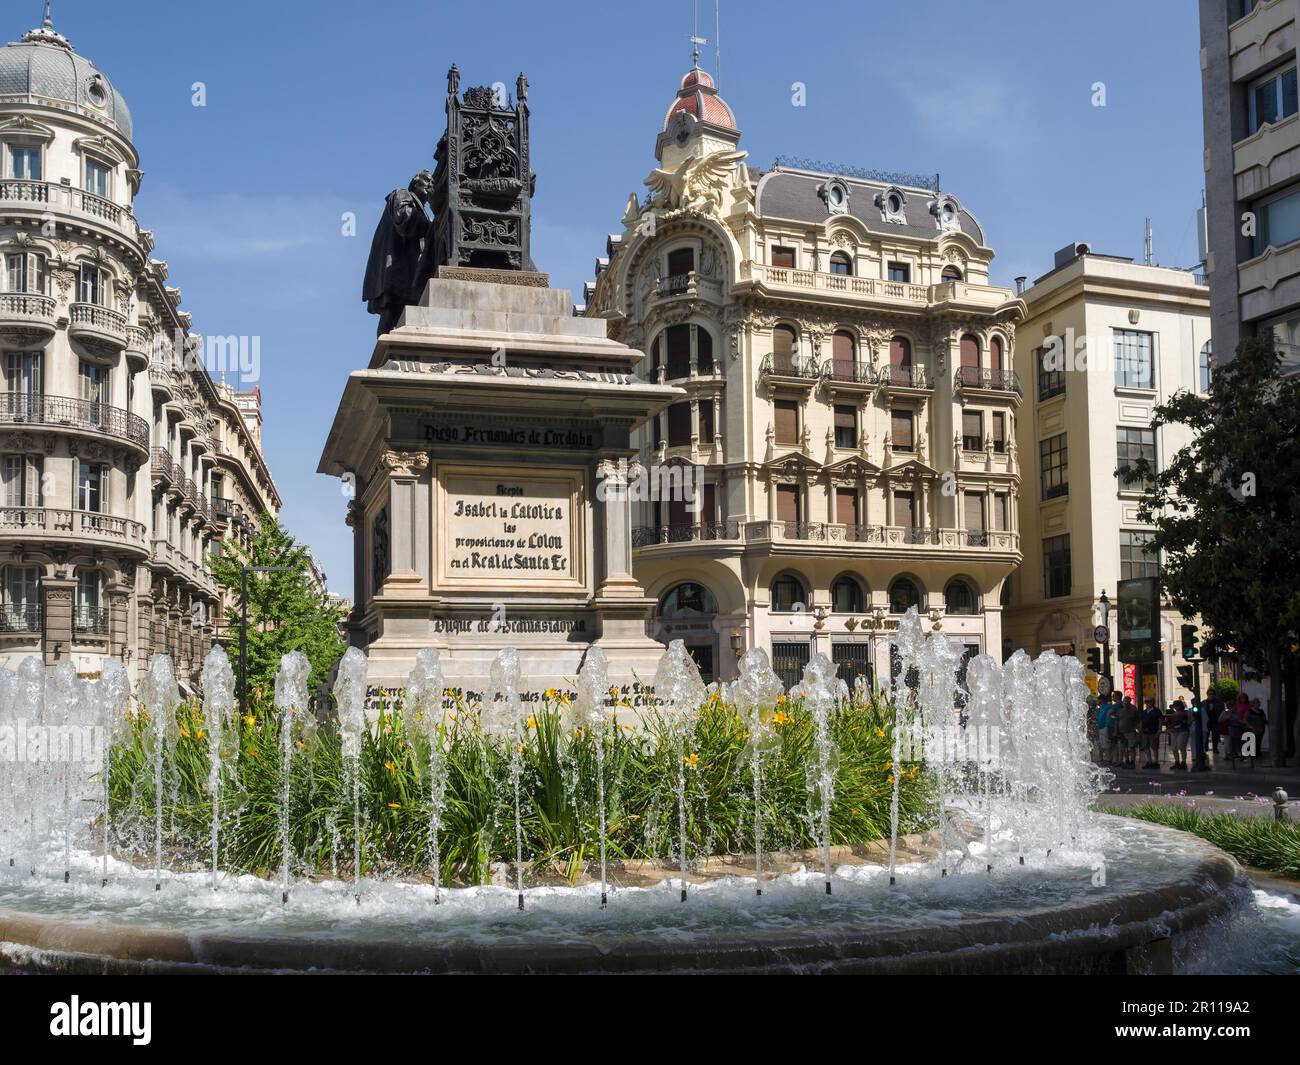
top-left (964, 492), bottom-right (985, 531)
top-left (774, 399), bottom-right (798, 445)
top-left (771, 246), bottom-right (796, 268)
top-left (890, 335), bottom-right (911, 368)
top-left (993, 492), bottom-right (1009, 531)
top-left (836, 486), bottom-right (859, 525)
top-left (832, 330), bottom-right (855, 377)
top-left (960, 334), bottom-right (980, 370)
top-left (992, 412), bottom-right (1006, 452)
top-left (699, 400), bottom-right (714, 442)
top-left (775, 483), bottom-right (800, 523)
top-left (895, 490), bottom-right (915, 528)
top-left (664, 324), bottom-right (690, 379)
top-left (773, 324), bottom-right (796, 358)
top-left (666, 402), bottom-right (692, 446)
top-left (834, 404), bottom-right (856, 448)
top-left (962, 410), bottom-right (983, 451)
top-left (891, 410), bottom-right (914, 450)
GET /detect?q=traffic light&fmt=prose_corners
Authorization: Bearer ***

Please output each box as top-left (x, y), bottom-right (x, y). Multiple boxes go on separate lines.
top-left (1180, 624), bottom-right (1199, 660)
top-left (1085, 647), bottom-right (1101, 673)
top-left (1176, 665), bottom-right (1195, 689)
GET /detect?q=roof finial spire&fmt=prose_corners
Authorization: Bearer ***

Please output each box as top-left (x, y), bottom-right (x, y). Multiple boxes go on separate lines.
top-left (688, 0), bottom-right (707, 70)
top-left (43, 0), bottom-right (52, 29)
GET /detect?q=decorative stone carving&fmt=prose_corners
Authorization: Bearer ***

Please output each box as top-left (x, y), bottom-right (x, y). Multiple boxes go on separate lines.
top-left (643, 149), bottom-right (747, 215)
top-left (381, 450), bottom-right (430, 478)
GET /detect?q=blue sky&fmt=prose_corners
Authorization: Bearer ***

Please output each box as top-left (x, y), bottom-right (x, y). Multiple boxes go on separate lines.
top-left (29, 0), bottom-right (1205, 599)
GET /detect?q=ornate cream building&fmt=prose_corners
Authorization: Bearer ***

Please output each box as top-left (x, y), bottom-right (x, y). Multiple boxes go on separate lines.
top-left (0, 14), bottom-right (280, 683)
top-left (584, 65), bottom-right (1024, 686)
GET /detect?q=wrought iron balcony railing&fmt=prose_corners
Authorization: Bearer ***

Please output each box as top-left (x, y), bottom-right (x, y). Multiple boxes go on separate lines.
top-left (73, 606), bottom-right (109, 636)
top-left (0, 392), bottom-right (149, 449)
top-left (825, 360), bottom-right (876, 384)
top-left (0, 603), bottom-right (41, 633)
top-left (880, 365), bottom-right (930, 389)
top-left (759, 353), bottom-right (821, 379)
top-left (957, 365), bottom-right (1022, 395)
top-left (631, 521), bottom-right (741, 547)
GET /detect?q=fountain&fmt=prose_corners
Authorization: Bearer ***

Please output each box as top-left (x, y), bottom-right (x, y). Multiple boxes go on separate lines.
top-left (0, 618), bottom-right (1286, 975)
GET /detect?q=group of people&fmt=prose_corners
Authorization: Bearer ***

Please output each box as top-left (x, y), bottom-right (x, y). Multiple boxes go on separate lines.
top-left (1088, 691), bottom-right (1268, 771)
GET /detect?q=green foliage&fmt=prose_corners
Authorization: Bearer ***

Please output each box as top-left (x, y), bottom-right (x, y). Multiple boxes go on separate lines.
top-left (208, 514), bottom-right (344, 695)
top-left (1206, 677), bottom-right (1241, 704)
top-left (106, 692), bottom-right (930, 886)
top-left (1110, 802), bottom-right (1300, 879)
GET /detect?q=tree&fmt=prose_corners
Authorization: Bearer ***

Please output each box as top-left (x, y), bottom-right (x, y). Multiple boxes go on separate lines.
top-left (209, 515), bottom-right (345, 700)
top-left (1124, 334), bottom-right (1300, 765)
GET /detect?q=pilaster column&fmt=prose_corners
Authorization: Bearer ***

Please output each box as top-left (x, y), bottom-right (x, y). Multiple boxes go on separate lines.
top-left (137, 592), bottom-right (154, 661)
top-left (42, 576), bottom-right (75, 666)
top-left (594, 457), bottom-right (641, 599)
top-left (107, 582), bottom-right (131, 656)
top-left (379, 449), bottom-right (429, 597)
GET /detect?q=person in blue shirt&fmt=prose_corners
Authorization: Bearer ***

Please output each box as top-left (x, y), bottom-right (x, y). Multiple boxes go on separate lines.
top-left (1095, 699), bottom-right (1114, 763)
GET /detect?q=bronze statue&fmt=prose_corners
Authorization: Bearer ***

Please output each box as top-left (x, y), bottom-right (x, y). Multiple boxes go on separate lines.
top-left (362, 169), bottom-right (436, 336)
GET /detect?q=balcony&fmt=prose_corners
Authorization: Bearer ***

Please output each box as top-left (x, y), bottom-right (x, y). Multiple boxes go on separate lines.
top-left (0, 393), bottom-right (149, 451)
top-left (644, 270), bottom-right (724, 306)
top-left (126, 326), bottom-right (151, 369)
top-left (151, 447), bottom-right (180, 487)
top-left (72, 606), bottom-right (108, 637)
top-left (149, 363), bottom-right (177, 398)
top-left (738, 520), bottom-right (1019, 553)
top-left (632, 521), bottom-right (741, 547)
top-left (0, 181), bottom-right (144, 244)
top-left (0, 603), bottom-right (41, 634)
top-left (824, 359), bottom-right (876, 387)
top-left (745, 262), bottom-right (930, 306)
top-left (878, 365), bottom-right (931, 391)
top-left (0, 292), bottom-right (57, 346)
top-left (759, 353), bottom-right (821, 388)
top-left (0, 507), bottom-right (148, 552)
top-left (956, 365), bottom-right (1022, 397)
top-left (69, 302), bottom-right (129, 355)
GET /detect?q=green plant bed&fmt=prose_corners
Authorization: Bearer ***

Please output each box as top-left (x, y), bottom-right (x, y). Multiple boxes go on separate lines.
top-left (107, 693), bottom-right (931, 885)
top-left (1106, 803), bottom-right (1300, 879)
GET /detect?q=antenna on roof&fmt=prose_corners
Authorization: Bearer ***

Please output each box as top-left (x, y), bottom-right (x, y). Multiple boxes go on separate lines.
top-left (715, 0), bottom-right (721, 87)
top-left (689, 0), bottom-right (708, 67)
top-left (1144, 217), bottom-right (1153, 266)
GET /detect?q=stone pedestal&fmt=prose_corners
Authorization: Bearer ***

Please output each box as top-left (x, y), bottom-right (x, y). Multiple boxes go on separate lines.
top-left (320, 276), bottom-right (681, 701)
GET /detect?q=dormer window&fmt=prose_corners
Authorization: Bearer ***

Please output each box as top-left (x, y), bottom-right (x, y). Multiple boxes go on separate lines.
top-left (86, 75), bottom-right (109, 110)
top-left (84, 158), bottom-right (110, 199)
top-left (930, 195), bottom-right (961, 232)
top-left (874, 186), bottom-right (907, 224)
top-left (818, 178), bottom-right (850, 215)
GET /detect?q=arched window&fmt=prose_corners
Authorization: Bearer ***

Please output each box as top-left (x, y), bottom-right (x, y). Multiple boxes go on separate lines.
top-left (960, 333), bottom-right (980, 369)
top-left (770, 573), bottom-right (805, 613)
top-left (941, 264), bottom-right (963, 282)
top-left (829, 251), bottom-right (853, 276)
top-left (832, 329), bottom-right (856, 378)
top-left (889, 577), bottom-right (921, 614)
top-left (660, 582), bottom-right (718, 619)
top-left (773, 323), bottom-right (797, 359)
top-left (662, 323), bottom-right (691, 379)
top-left (830, 575), bottom-right (863, 613)
top-left (889, 335), bottom-right (912, 367)
top-left (990, 335), bottom-right (1004, 373)
top-left (1199, 341), bottom-right (1212, 393)
top-left (944, 579), bottom-right (978, 615)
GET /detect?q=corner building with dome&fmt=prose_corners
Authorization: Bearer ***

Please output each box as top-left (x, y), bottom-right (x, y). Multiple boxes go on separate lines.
top-left (0, 13), bottom-right (281, 685)
top-left (583, 64), bottom-right (1025, 687)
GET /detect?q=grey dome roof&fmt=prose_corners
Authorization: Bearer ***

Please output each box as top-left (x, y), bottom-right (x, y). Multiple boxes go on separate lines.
top-left (0, 22), bottom-right (132, 140)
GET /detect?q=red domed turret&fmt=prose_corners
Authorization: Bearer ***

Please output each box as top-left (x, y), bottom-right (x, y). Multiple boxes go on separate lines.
top-left (663, 65), bottom-right (736, 132)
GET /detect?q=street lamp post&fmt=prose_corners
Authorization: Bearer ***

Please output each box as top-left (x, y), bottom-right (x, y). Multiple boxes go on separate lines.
top-left (1098, 590), bottom-right (1112, 684)
top-left (239, 565), bottom-right (295, 718)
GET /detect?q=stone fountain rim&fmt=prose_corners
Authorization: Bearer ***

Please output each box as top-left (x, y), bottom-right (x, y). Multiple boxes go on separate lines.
top-left (0, 818), bottom-right (1242, 975)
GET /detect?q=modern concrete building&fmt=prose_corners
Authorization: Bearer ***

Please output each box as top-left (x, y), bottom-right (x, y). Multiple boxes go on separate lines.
top-left (1003, 245), bottom-right (1210, 706)
top-left (0, 13), bottom-right (280, 683)
top-left (583, 63), bottom-right (1024, 687)
top-left (1199, 0), bottom-right (1300, 371)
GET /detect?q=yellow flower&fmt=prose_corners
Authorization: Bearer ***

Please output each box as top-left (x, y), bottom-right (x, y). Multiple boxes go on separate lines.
top-left (773, 711), bottom-right (791, 726)
top-left (243, 714), bottom-right (255, 728)
top-left (384, 760), bottom-right (395, 774)
top-left (249, 747), bottom-right (258, 759)
top-left (875, 728), bottom-right (885, 738)
top-left (544, 688), bottom-right (558, 700)
top-left (574, 727), bottom-right (583, 739)
top-left (295, 739), bottom-right (306, 750)
top-left (179, 726), bottom-right (190, 739)
top-left (387, 802), bottom-right (401, 810)
top-left (775, 695), bottom-right (787, 706)
top-left (196, 729), bottom-right (206, 740)
top-left (559, 693), bottom-right (571, 704)
top-left (887, 774), bottom-right (895, 785)
top-left (685, 752), bottom-right (700, 769)
top-left (850, 807), bottom-right (858, 818)
top-left (908, 764), bottom-right (918, 780)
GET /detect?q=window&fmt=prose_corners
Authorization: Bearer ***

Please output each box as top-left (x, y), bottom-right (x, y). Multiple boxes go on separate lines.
top-left (666, 247), bottom-right (694, 277)
top-left (665, 402), bottom-right (691, 446)
top-left (4, 252), bottom-right (45, 294)
top-left (887, 261), bottom-right (910, 283)
top-left (75, 569), bottom-right (102, 633)
top-left (84, 158), bottom-right (111, 199)
top-left (831, 329), bottom-right (856, 379)
top-left (990, 335), bottom-right (1004, 373)
top-left (7, 145), bottom-right (40, 180)
top-left (77, 462), bottom-right (106, 513)
top-left (992, 492), bottom-right (1009, 531)
top-left (962, 410), bottom-right (983, 451)
top-left (1043, 534), bottom-right (1071, 599)
top-left (894, 490), bottom-right (916, 528)
top-left (835, 485), bottom-right (859, 525)
top-left (79, 360), bottom-right (109, 405)
top-left (775, 483), bottom-right (800, 523)
top-left (660, 582), bottom-right (717, 618)
top-left (891, 409), bottom-right (914, 451)
top-left (945, 579), bottom-right (978, 615)
top-left (699, 399), bottom-right (714, 442)
top-left (991, 411), bottom-right (1006, 453)
top-left (828, 251), bottom-right (852, 276)
top-left (1254, 185), bottom-right (1300, 255)
top-left (771, 246), bottom-right (796, 268)
top-left (773, 399), bottom-right (799, 446)
top-left (1116, 426), bottom-right (1156, 492)
top-left (1037, 346), bottom-right (1065, 400)
top-left (831, 576), bottom-right (863, 613)
top-left (941, 264), bottom-right (962, 282)
top-left (889, 577), bottom-right (920, 614)
top-left (2, 565), bottom-right (40, 631)
top-left (772, 323), bottom-right (798, 371)
top-left (834, 404), bottom-right (857, 449)
top-left (963, 493), bottom-right (985, 537)
top-left (1198, 341), bottom-right (1213, 393)
top-left (1040, 433), bottom-right (1068, 499)
top-left (663, 323), bottom-right (690, 378)
top-left (890, 335), bottom-right (912, 369)
top-left (79, 263), bottom-right (106, 306)
top-left (1120, 530), bottom-right (1160, 580)
top-left (960, 334), bottom-right (980, 371)
top-left (2, 454), bottom-right (41, 507)
top-left (1248, 65), bottom-right (1298, 134)
top-left (1113, 329), bottom-right (1154, 389)
top-left (770, 573), bottom-right (805, 612)
top-left (4, 353), bottom-right (42, 415)
top-left (697, 328), bottom-right (714, 375)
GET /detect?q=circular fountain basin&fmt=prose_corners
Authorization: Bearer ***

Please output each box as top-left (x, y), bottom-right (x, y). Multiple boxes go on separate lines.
top-left (0, 817), bottom-right (1251, 974)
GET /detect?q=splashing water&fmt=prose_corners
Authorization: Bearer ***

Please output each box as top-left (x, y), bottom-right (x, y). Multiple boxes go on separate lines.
top-left (274, 651), bottom-right (311, 904)
top-left (140, 656), bottom-right (180, 891)
top-left (574, 647), bottom-right (611, 907)
top-left (403, 649), bottom-right (446, 903)
top-left (199, 648), bottom-right (235, 890)
top-left (333, 647), bottom-right (369, 902)
top-left (963, 654), bottom-right (1004, 872)
top-left (487, 649), bottom-right (528, 910)
top-left (801, 653), bottom-right (840, 895)
top-left (734, 648), bottom-right (783, 896)
top-left (887, 610), bottom-right (925, 885)
top-left (654, 640), bottom-right (706, 902)
top-left (917, 630), bottom-right (963, 876)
